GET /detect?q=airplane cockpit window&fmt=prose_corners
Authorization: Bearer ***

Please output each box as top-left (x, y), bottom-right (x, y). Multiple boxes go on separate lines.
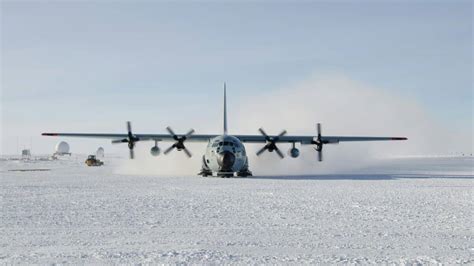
top-left (213, 140), bottom-right (241, 148)
top-left (221, 141), bottom-right (235, 146)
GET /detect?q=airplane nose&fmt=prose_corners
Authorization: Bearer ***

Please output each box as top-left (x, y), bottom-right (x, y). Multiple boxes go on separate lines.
top-left (217, 151), bottom-right (235, 170)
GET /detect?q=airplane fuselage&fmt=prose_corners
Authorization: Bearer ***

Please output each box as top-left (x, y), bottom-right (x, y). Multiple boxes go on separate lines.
top-left (201, 135), bottom-right (251, 177)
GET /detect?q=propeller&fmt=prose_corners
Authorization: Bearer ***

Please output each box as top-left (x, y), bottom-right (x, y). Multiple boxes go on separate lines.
top-left (111, 121), bottom-right (139, 159)
top-left (311, 123), bottom-right (326, 162)
top-left (163, 127), bottom-right (195, 157)
top-left (256, 128), bottom-right (287, 159)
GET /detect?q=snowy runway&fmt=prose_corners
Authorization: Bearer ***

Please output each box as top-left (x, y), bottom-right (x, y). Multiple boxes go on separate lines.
top-left (1, 157), bottom-right (472, 264)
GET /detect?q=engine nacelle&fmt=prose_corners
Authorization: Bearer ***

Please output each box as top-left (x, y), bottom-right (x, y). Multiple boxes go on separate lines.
top-left (150, 146), bottom-right (161, 156)
top-left (288, 147), bottom-right (300, 158)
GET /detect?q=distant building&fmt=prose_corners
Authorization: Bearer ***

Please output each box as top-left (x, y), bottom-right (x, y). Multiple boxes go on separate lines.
top-left (54, 141), bottom-right (71, 156)
top-left (96, 147), bottom-right (105, 158)
top-left (21, 149), bottom-right (31, 160)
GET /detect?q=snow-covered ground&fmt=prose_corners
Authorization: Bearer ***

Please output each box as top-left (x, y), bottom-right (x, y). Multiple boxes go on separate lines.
top-left (1, 156), bottom-right (472, 264)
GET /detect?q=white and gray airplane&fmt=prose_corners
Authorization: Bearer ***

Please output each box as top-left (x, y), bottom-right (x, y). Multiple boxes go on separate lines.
top-left (42, 84), bottom-right (407, 177)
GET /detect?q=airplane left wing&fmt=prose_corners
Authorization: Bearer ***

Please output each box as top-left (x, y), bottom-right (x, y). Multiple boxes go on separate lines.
top-left (235, 135), bottom-right (407, 144)
top-left (234, 124), bottom-right (406, 161)
top-left (234, 124), bottom-right (406, 144)
top-left (234, 130), bottom-right (406, 161)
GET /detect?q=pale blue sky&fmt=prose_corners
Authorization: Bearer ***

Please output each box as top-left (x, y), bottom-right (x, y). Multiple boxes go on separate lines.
top-left (1, 1), bottom-right (472, 154)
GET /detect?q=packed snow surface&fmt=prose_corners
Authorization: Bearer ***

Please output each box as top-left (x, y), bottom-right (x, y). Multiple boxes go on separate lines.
top-left (1, 156), bottom-right (472, 264)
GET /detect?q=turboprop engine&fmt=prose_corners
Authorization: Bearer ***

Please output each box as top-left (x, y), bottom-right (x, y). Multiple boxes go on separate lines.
top-left (150, 140), bottom-right (160, 156)
top-left (288, 147), bottom-right (300, 158)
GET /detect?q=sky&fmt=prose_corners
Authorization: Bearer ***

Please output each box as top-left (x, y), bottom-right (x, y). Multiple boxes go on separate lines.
top-left (1, 0), bottom-right (472, 157)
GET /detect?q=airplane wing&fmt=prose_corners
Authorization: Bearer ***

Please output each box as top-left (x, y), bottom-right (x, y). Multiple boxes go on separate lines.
top-left (320, 136), bottom-right (408, 143)
top-left (42, 129), bottom-right (217, 159)
top-left (42, 122), bottom-right (406, 160)
top-left (233, 125), bottom-right (406, 161)
top-left (234, 135), bottom-right (407, 144)
top-left (41, 133), bottom-right (406, 144)
top-left (41, 133), bottom-right (217, 142)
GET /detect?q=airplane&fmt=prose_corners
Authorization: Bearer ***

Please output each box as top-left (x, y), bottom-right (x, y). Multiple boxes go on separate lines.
top-left (42, 84), bottom-right (407, 177)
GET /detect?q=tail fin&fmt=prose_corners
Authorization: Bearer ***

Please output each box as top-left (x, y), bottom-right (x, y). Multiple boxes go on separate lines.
top-left (223, 82), bottom-right (228, 135)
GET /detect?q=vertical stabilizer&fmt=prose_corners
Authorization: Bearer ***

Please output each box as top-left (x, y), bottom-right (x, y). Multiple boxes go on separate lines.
top-left (223, 83), bottom-right (228, 135)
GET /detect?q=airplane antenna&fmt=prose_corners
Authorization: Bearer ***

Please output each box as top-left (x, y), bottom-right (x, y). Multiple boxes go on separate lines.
top-left (223, 82), bottom-right (228, 135)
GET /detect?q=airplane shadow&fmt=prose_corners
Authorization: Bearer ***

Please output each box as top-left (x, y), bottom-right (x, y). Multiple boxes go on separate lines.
top-left (248, 173), bottom-right (473, 181)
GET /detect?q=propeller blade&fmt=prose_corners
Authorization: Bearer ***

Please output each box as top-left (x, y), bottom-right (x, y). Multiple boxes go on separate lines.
top-left (258, 128), bottom-right (269, 139)
top-left (257, 128), bottom-right (287, 157)
top-left (183, 147), bottom-right (193, 158)
top-left (313, 146), bottom-right (323, 162)
top-left (185, 129), bottom-right (195, 138)
top-left (127, 121), bottom-right (135, 141)
top-left (164, 128), bottom-right (194, 156)
top-left (256, 146), bottom-right (267, 156)
top-left (317, 123), bottom-right (322, 139)
top-left (278, 130), bottom-right (287, 138)
top-left (129, 148), bottom-right (135, 159)
top-left (275, 147), bottom-right (285, 159)
top-left (112, 139), bottom-right (127, 144)
top-left (166, 126), bottom-right (176, 137)
top-left (164, 144), bottom-right (175, 155)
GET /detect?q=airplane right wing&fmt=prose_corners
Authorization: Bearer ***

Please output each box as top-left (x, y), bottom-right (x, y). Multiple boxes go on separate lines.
top-left (42, 122), bottom-right (217, 159)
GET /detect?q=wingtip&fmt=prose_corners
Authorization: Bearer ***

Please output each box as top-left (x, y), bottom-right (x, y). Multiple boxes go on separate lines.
top-left (392, 137), bottom-right (408, 140)
top-left (42, 133), bottom-right (58, 136)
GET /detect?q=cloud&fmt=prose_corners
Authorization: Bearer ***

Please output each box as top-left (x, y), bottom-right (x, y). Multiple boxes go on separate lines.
top-left (233, 73), bottom-right (471, 175)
